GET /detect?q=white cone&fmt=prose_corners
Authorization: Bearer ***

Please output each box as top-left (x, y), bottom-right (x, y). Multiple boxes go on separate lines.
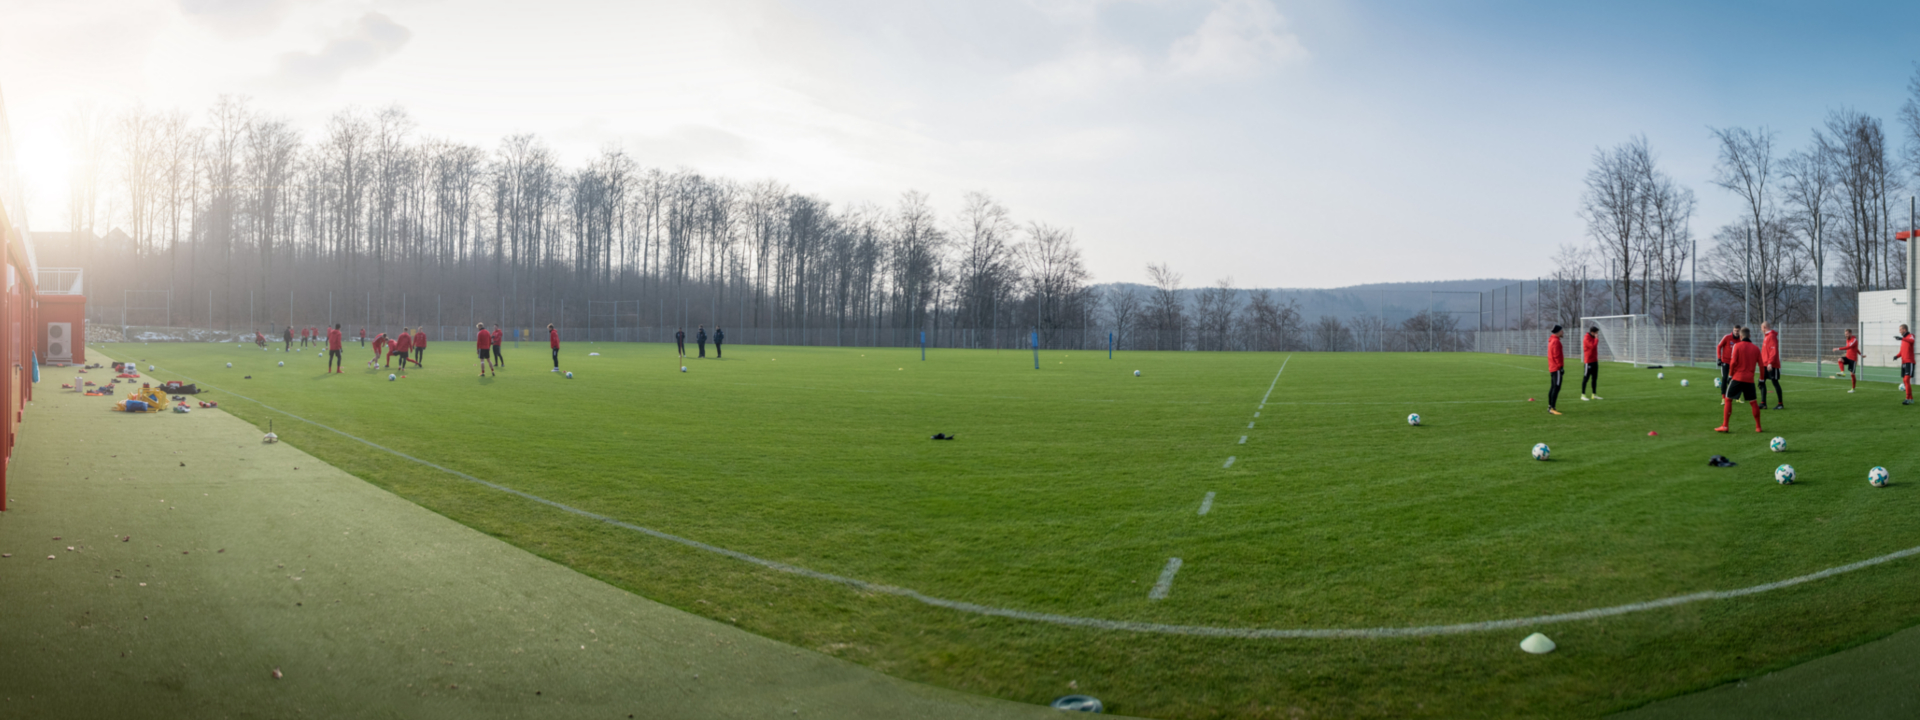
top-left (1520, 632), bottom-right (1556, 654)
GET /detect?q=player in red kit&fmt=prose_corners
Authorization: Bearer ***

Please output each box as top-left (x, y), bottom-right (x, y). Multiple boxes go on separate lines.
top-left (412, 328), bottom-right (427, 367)
top-left (1546, 324), bottom-right (1565, 415)
top-left (1716, 327), bottom-right (1765, 433)
top-left (490, 325), bottom-right (506, 367)
top-left (371, 331), bottom-right (389, 368)
top-left (475, 322), bottom-right (494, 377)
top-left (1833, 329), bottom-right (1860, 392)
top-left (1759, 322), bottom-right (1784, 409)
top-left (1579, 326), bottom-right (1601, 401)
top-left (1901, 325), bottom-right (1916, 405)
top-left (389, 328), bottom-right (413, 369)
top-left (326, 324), bottom-right (344, 373)
top-left (548, 323), bottom-right (560, 371)
top-left (1714, 325), bottom-right (1739, 400)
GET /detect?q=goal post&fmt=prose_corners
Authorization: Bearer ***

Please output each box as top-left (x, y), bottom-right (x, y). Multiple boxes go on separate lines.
top-left (1579, 314), bottom-right (1676, 368)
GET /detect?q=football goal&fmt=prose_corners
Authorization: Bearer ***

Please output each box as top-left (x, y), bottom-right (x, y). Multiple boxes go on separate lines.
top-left (1579, 314), bottom-right (1676, 368)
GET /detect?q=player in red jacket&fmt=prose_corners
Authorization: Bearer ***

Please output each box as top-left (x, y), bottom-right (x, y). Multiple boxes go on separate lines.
top-left (371, 331), bottom-right (389, 367)
top-left (1579, 326), bottom-right (1601, 401)
top-left (1832, 329), bottom-right (1861, 391)
top-left (1759, 322), bottom-right (1784, 409)
top-left (1901, 325), bottom-right (1916, 405)
top-left (490, 325), bottom-right (506, 367)
top-left (547, 323), bottom-right (560, 371)
top-left (326, 323), bottom-right (344, 374)
top-left (1714, 325), bottom-right (1739, 400)
top-left (359, 327), bottom-right (367, 347)
top-left (412, 328), bottom-right (427, 367)
top-left (388, 328), bottom-right (413, 369)
top-left (1716, 328), bottom-right (1765, 433)
top-left (1546, 324), bottom-right (1565, 415)
top-left (475, 322), bottom-right (495, 377)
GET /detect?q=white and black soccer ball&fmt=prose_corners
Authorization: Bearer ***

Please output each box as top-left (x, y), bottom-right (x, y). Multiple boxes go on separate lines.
top-left (1407, 413), bottom-right (1421, 426)
top-left (1657, 372), bottom-right (1664, 379)
top-left (278, 361), bottom-right (284, 367)
top-left (680, 366), bottom-right (688, 373)
top-left (388, 374), bottom-right (397, 381)
top-left (564, 371), bottom-right (573, 379)
top-left (148, 364), bottom-right (154, 371)
top-left (1713, 377), bottom-right (1722, 388)
top-left (1681, 379), bottom-right (1690, 387)
top-left (1531, 443), bottom-right (1550, 461)
top-left (1774, 464), bottom-right (1796, 484)
top-left (1769, 436), bottom-right (1786, 452)
top-left (1869, 466), bottom-right (1891, 487)
top-left (1133, 370), bottom-right (1141, 377)
top-left (226, 362), bottom-right (232, 368)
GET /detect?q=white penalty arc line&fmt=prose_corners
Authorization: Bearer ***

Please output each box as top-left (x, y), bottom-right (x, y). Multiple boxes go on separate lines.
top-left (156, 364), bottom-right (1920, 640)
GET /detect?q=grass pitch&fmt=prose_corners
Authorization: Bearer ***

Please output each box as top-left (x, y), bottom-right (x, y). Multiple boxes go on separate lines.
top-left (96, 341), bottom-right (1920, 718)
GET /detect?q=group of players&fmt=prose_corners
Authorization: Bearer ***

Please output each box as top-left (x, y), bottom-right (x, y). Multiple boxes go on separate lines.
top-left (257, 322), bottom-right (564, 378)
top-left (1542, 320), bottom-right (1915, 433)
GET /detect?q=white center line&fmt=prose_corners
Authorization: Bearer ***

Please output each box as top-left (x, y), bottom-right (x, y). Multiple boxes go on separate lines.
top-left (1258, 356), bottom-right (1292, 406)
top-left (1238, 436), bottom-right (1247, 444)
top-left (1198, 492), bottom-right (1215, 516)
top-left (1253, 411), bottom-right (1260, 418)
top-left (1148, 558), bottom-right (1184, 600)
top-left (1247, 422), bottom-right (1255, 429)
top-left (1223, 456), bottom-right (1235, 468)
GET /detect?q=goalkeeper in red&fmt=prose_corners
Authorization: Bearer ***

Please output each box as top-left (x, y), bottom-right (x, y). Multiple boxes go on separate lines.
top-left (1832, 329), bottom-right (1860, 392)
top-left (1715, 327), bottom-right (1765, 433)
top-left (1579, 326), bottom-right (1601, 401)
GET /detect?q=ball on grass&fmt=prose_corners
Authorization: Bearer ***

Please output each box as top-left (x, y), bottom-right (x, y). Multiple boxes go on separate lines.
top-left (277, 361), bottom-right (284, 367)
top-left (1774, 464), bottom-right (1796, 484)
top-left (1769, 436), bottom-right (1786, 452)
top-left (680, 366), bottom-right (687, 373)
top-left (1681, 379), bottom-right (1689, 387)
top-left (1133, 370), bottom-right (1141, 377)
top-left (1407, 413), bottom-right (1421, 426)
top-left (1870, 466), bottom-right (1891, 487)
top-left (1531, 443), bottom-right (1550, 461)
top-left (1657, 372), bottom-right (1664, 379)
top-left (564, 371), bottom-right (573, 379)
top-left (1713, 377), bottom-right (1722, 388)
top-left (226, 362), bottom-right (232, 368)
top-left (388, 374), bottom-right (396, 381)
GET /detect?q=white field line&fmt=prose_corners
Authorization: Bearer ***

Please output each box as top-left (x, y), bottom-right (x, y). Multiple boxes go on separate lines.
top-left (1148, 558), bottom-right (1183, 600)
top-left (1247, 422), bottom-right (1255, 429)
top-left (1259, 356), bottom-right (1291, 407)
top-left (1238, 436), bottom-right (1247, 445)
top-left (1253, 412), bottom-right (1260, 418)
top-left (1198, 492), bottom-right (1215, 516)
top-left (152, 365), bottom-right (1920, 640)
top-left (1222, 456), bottom-right (1235, 468)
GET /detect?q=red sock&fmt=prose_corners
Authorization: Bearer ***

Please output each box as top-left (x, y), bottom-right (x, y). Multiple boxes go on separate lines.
top-left (1721, 398), bottom-right (1733, 427)
top-left (1852, 373), bottom-right (1857, 389)
top-left (1750, 401), bottom-right (1763, 428)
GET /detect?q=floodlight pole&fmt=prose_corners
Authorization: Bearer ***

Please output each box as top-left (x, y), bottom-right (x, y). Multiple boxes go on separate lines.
top-left (1689, 233), bottom-right (1697, 367)
top-left (1909, 197), bottom-right (1917, 349)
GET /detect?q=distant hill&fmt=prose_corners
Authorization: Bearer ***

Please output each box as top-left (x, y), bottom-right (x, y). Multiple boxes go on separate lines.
top-left (1090, 279), bottom-right (1527, 324)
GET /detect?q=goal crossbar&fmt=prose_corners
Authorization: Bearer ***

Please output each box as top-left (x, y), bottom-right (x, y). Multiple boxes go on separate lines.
top-left (1579, 314), bottom-right (1676, 368)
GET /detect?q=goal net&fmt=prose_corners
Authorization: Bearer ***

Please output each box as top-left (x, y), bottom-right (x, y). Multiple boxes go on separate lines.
top-left (1580, 314), bottom-right (1676, 368)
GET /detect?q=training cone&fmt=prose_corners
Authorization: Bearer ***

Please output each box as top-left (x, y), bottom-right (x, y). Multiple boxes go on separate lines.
top-left (1520, 633), bottom-right (1556, 654)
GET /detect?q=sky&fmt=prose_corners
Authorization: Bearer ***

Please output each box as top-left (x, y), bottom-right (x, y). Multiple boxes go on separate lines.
top-left (2, 0), bottom-right (1918, 288)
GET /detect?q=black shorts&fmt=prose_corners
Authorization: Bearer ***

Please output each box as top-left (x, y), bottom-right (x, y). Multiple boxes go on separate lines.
top-left (1763, 367), bottom-right (1780, 381)
top-left (479, 349), bottom-right (491, 361)
top-left (1840, 357), bottom-right (1856, 371)
top-left (1904, 362), bottom-right (1915, 378)
top-left (1584, 362), bottom-right (1598, 373)
top-left (1727, 380), bottom-right (1757, 402)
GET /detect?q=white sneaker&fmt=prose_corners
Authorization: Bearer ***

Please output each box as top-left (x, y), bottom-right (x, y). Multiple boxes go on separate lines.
top-left (1580, 395), bottom-right (1589, 401)
top-left (1849, 389), bottom-right (1856, 393)
top-left (1592, 395), bottom-right (1603, 400)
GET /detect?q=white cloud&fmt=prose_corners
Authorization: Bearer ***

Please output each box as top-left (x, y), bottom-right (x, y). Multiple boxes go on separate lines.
top-left (176, 0), bottom-right (303, 38)
top-left (1168, 0), bottom-right (1306, 77)
top-left (268, 11), bottom-right (410, 87)
top-left (1012, 0), bottom-right (1306, 97)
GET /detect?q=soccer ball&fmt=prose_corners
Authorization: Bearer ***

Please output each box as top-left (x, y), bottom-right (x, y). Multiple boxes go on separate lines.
top-left (278, 361), bottom-right (284, 367)
top-left (1407, 413), bottom-right (1421, 426)
top-left (1869, 466), bottom-right (1891, 487)
top-left (388, 374), bottom-right (397, 381)
top-left (1774, 464), bottom-right (1796, 484)
top-left (1681, 379), bottom-right (1689, 387)
top-left (148, 365), bottom-right (154, 371)
top-left (565, 371), bottom-right (573, 379)
top-left (1657, 372), bottom-right (1664, 379)
top-left (1133, 370), bottom-right (1141, 377)
top-left (1713, 377), bottom-right (1722, 388)
top-left (226, 362), bottom-right (232, 368)
top-left (1531, 443), bottom-right (1550, 461)
top-left (680, 366), bottom-right (688, 373)
top-left (1769, 436), bottom-right (1786, 452)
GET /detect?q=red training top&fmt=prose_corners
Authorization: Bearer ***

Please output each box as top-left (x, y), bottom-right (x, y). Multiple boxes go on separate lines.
top-left (413, 330), bottom-right (426, 348)
top-left (1729, 340), bottom-right (1762, 383)
top-left (1761, 330), bottom-right (1781, 369)
top-left (373, 333), bottom-right (389, 353)
top-left (549, 327), bottom-right (559, 349)
top-left (491, 328), bottom-right (504, 346)
top-left (393, 333), bottom-right (412, 353)
top-left (476, 328), bottom-right (492, 350)
top-left (1581, 332), bottom-right (1598, 363)
top-left (1836, 336), bottom-right (1860, 361)
top-left (327, 328), bottom-right (342, 351)
top-left (359, 328), bottom-right (367, 340)
top-left (1547, 334), bottom-right (1564, 373)
top-left (1902, 334), bottom-right (1916, 364)
top-left (1716, 333), bottom-right (1737, 363)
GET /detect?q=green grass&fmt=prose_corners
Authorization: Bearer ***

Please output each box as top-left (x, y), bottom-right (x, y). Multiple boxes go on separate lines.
top-left (92, 341), bottom-right (1920, 718)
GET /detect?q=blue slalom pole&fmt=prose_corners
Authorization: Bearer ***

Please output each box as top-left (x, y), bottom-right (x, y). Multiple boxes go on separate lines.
top-left (1032, 330), bottom-right (1040, 370)
top-left (920, 330), bottom-right (926, 361)
top-left (1108, 332), bottom-right (1113, 359)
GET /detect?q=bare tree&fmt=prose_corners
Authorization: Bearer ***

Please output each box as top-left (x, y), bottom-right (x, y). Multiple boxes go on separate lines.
top-left (1580, 137), bottom-right (1649, 315)
top-left (1144, 262), bottom-right (1184, 350)
top-left (1311, 315), bottom-right (1352, 352)
top-left (1782, 135), bottom-right (1839, 327)
top-left (1711, 125), bottom-right (1777, 323)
